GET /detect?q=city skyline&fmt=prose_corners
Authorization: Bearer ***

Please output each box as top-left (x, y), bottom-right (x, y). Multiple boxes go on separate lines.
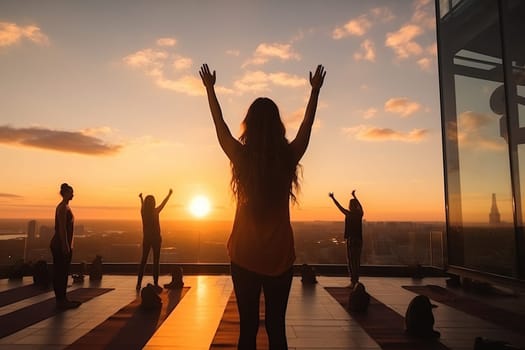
top-left (0, 1), bottom-right (447, 222)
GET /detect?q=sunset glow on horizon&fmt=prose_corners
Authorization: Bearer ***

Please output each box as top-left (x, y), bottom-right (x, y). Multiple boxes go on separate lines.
top-left (0, 0), bottom-right (447, 223)
top-left (189, 195), bottom-right (211, 219)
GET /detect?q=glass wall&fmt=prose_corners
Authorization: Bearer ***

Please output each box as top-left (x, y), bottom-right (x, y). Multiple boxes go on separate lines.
top-left (436, 0), bottom-right (525, 279)
top-left (1, 218), bottom-right (444, 268)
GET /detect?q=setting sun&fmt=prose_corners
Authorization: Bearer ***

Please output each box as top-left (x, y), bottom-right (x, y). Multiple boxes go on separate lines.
top-left (189, 195), bottom-right (211, 218)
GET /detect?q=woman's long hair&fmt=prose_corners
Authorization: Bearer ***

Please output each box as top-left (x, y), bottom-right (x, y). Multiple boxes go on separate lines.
top-left (231, 97), bottom-right (301, 213)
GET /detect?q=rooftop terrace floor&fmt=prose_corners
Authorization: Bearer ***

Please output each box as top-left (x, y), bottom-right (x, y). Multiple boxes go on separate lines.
top-left (1, 274), bottom-right (524, 350)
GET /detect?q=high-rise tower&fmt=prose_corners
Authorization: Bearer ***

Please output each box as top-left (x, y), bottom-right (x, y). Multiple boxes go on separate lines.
top-left (27, 220), bottom-right (37, 240)
top-left (489, 193), bottom-right (501, 225)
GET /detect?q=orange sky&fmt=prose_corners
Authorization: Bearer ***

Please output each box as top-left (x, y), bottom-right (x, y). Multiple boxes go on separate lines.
top-left (0, 1), bottom-right (446, 222)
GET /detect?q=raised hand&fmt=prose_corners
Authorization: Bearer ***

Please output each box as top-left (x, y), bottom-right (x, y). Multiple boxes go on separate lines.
top-left (309, 65), bottom-right (326, 91)
top-left (199, 64), bottom-right (216, 88)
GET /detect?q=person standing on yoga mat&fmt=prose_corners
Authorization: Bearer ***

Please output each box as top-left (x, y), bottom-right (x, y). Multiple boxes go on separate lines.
top-left (200, 63), bottom-right (326, 350)
top-left (50, 183), bottom-right (81, 309)
top-left (136, 189), bottom-right (173, 292)
top-left (329, 190), bottom-right (364, 289)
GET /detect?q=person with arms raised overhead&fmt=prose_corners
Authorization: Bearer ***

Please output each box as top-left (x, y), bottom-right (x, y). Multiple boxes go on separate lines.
top-left (200, 63), bottom-right (326, 350)
top-left (329, 190), bottom-right (364, 289)
top-left (137, 189), bottom-right (173, 292)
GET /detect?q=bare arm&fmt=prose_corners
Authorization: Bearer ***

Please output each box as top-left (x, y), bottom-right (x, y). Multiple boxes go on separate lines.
top-left (157, 188), bottom-right (173, 212)
top-left (329, 193), bottom-right (350, 216)
top-left (291, 65), bottom-right (326, 161)
top-left (199, 64), bottom-right (241, 160)
top-left (139, 193), bottom-right (144, 215)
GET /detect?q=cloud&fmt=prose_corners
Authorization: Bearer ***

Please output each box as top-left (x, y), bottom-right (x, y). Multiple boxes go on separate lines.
top-left (123, 38), bottom-right (204, 96)
top-left (454, 111), bottom-right (506, 151)
top-left (156, 37), bottom-right (176, 47)
top-left (172, 55), bottom-right (192, 70)
top-left (426, 43), bottom-right (437, 56)
top-left (226, 49), bottom-right (240, 57)
top-left (123, 48), bottom-right (168, 70)
top-left (332, 15), bottom-right (372, 39)
top-left (360, 107), bottom-right (378, 119)
top-left (81, 126), bottom-right (113, 137)
top-left (0, 125), bottom-right (122, 155)
top-left (0, 193), bottom-right (23, 199)
top-left (126, 39), bottom-right (305, 96)
top-left (412, 0), bottom-right (435, 30)
top-left (233, 70), bottom-right (306, 93)
top-left (0, 22), bottom-right (49, 47)
top-left (243, 42), bottom-right (301, 67)
top-left (383, 0), bottom-right (436, 71)
top-left (370, 7), bottom-right (396, 22)
top-left (284, 108), bottom-right (322, 131)
top-left (332, 7), bottom-right (394, 40)
top-left (385, 24), bottom-right (424, 59)
top-left (343, 125), bottom-right (428, 142)
top-left (417, 57), bottom-right (433, 71)
top-left (156, 75), bottom-right (204, 96)
top-left (354, 39), bottom-right (376, 62)
top-left (384, 97), bottom-right (422, 117)
top-left (458, 111), bottom-right (494, 131)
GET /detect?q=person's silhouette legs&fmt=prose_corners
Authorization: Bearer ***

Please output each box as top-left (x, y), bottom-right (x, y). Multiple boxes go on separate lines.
top-left (137, 242), bottom-right (151, 290)
top-left (349, 239), bottom-right (362, 286)
top-left (231, 263), bottom-right (261, 350)
top-left (152, 239), bottom-right (161, 287)
top-left (263, 268), bottom-right (293, 350)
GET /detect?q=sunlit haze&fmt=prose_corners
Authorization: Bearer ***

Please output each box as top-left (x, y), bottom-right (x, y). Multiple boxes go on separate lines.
top-left (189, 195), bottom-right (211, 218)
top-left (0, 0), bottom-right (445, 222)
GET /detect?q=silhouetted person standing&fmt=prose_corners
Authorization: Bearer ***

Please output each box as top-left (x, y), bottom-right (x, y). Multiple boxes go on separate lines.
top-left (329, 190), bottom-right (364, 288)
top-left (200, 63), bottom-right (326, 350)
top-left (50, 183), bottom-right (81, 309)
top-left (137, 189), bottom-right (173, 291)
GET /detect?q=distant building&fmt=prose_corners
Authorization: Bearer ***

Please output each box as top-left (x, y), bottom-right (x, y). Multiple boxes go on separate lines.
top-left (27, 220), bottom-right (37, 240)
top-left (489, 193), bottom-right (501, 225)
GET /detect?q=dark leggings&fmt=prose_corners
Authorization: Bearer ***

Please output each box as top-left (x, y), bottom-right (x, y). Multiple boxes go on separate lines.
top-left (346, 239), bottom-right (362, 283)
top-left (231, 262), bottom-right (293, 350)
top-left (137, 237), bottom-right (161, 285)
top-left (51, 245), bottom-right (72, 301)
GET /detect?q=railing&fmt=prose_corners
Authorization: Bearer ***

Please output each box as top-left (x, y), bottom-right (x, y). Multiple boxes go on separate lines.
top-left (1, 220), bottom-right (445, 269)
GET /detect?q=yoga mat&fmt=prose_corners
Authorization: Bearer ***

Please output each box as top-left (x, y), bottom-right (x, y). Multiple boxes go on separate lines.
top-left (0, 284), bottom-right (52, 307)
top-left (66, 287), bottom-right (189, 350)
top-left (0, 288), bottom-right (114, 339)
top-left (402, 285), bottom-right (525, 334)
top-left (325, 287), bottom-right (450, 350)
top-left (210, 292), bottom-right (268, 350)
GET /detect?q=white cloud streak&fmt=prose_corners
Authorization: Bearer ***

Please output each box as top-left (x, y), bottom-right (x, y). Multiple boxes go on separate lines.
top-left (333, 15), bottom-right (372, 39)
top-left (0, 22), bottom-right (49, 47)
top-left (243, 42), bottom-right (301, 67)
top-left (123, 38), bottom-right (204, 96)
top-left (233, 71), bottom-right (306, 94)
top-left (384, 97), bottom-right (422, 117)
top-left (384, 0), bottom-right (436, 72)
top-left (385, 24), bottom-right (424, 59)
top-left (343, 124), bottom-right (428, 142)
